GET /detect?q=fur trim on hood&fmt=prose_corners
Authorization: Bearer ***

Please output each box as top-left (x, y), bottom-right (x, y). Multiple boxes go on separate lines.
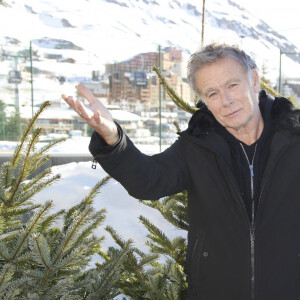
top-left (187, 90), bottom-right (300, 137)
top-left (270, 93), bottom-right (300, 135)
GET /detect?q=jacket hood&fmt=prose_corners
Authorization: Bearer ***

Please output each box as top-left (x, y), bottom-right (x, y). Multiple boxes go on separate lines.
top-left (270, 92), bottom-right (300, 134)
top-left (186, 90), bottom-right (300, 137)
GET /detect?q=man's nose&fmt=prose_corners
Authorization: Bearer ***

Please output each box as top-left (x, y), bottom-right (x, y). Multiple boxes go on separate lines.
top-left (220, 90), bottom-right (233, 106)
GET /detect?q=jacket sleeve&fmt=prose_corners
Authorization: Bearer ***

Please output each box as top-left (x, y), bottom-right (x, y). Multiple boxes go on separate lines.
top-left (89, 125), bottom-right (189, 200)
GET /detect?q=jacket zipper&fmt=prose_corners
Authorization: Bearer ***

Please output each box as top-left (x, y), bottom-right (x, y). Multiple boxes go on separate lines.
top-left (179, 131), bottom-right (300, 300)
top-left (191, 239), bottom-right (199, 283)
top-left (217, 158), bottom-right (254, 299)
top-left (217, 139), bottom-right (299, 300)
top-left (91, 158), bottom-right (97, 169)
top-left (240, 143), bottom-right (257, 300)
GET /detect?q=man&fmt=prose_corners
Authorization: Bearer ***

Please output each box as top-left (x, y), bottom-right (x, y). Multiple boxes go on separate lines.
top-left (62, 43), bottom-right (300, 300)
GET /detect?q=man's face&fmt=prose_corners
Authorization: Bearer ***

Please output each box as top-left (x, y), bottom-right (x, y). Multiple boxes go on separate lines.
top-left (195, 57), bottom-right (261, 134)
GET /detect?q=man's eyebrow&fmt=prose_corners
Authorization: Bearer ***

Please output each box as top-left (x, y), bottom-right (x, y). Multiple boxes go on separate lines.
top-left (203, 78), bottom-right (241, 97)
top-left (204, 88), bottom-right (216, 97)
top-left (225, 78), bottom-right (241, 85)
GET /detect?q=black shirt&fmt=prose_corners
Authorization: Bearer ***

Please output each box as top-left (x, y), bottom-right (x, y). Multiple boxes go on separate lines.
top-left (216, 95), bottom-right (273, 223)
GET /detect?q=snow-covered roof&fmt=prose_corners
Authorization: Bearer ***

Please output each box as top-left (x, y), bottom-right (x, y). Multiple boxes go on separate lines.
top-left (18, 105), bottom-right (140, 122)
top-left (151, 112), bottom-right (178, 119)
top-left (110, 110), bottom-right (140, 122)
top-left (20, 106), bottom-right (77, 120)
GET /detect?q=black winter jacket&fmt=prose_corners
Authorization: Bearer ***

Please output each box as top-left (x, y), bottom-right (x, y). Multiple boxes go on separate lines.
top-left (89, 91), bottom-right (300, 300)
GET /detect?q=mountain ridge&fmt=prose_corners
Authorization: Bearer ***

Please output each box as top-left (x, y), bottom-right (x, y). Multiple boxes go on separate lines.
top-left (1, 0), bottom-right (299, 81)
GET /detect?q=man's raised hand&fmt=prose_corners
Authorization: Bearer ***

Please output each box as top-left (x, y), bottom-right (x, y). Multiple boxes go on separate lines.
top-left (61, 83), bottom-right (119, 145)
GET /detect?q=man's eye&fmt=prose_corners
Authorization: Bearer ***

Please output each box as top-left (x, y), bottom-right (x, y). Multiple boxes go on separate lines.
top-left (229, 83), bottom-right (237, 88)
top-left (208, 92), bottom-right (217, 98)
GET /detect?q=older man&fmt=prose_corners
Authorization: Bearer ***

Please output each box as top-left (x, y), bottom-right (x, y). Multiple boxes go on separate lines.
top-left (62, 43), bottom-right (300, 300)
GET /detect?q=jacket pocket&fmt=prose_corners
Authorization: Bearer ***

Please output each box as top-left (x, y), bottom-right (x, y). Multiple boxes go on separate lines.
top-left (190, 231), bottom-right (207, 284)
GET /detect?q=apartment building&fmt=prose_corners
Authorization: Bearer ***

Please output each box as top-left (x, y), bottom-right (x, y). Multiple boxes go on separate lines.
top-left (106, 47), bottom-right (194, 111)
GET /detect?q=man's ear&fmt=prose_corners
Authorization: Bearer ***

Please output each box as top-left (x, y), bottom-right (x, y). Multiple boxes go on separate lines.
top-left (251, 69), bottom-right (260, 93)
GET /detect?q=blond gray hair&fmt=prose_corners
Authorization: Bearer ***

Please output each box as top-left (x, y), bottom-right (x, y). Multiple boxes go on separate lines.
top-left (187, 43), bottom-right (257, 98)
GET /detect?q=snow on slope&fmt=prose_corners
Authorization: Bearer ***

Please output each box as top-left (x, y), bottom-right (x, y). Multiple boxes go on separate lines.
top-left (1, 0), bottom-right (300, 67)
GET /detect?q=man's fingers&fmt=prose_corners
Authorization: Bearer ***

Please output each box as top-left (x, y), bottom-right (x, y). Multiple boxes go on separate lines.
top-left (62, 92), bottom-right (117, 142)
top-left (76, 100), bottom-right (92, 119)
top-left (77, 83), bottom-right (97, 104)
top-left (77, 84), bottom-right (113, 121)
top-left (93, 109), bottom-right (101, 119)
top-left (62, 93), bottom-right (99, 124)
top-left (91, 109), bottom-right (102, 125)
top-left (62, 94), bottom-right (81, 114)
top-left (62, 94), bottom-right (73, 106)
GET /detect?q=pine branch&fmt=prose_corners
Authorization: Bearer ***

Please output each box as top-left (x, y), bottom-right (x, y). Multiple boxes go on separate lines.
top-left (153, 66), bottom-right (197, 114)
top-left (104, 226), bottom-right (150, 291)
top-left (53, 207), bottom-right (93, 265)
top-left (105, 226), bottom-right (126, 249)
top-left (140, 192), bottom-right (188, 231)
top-left (25, 154), bottom-right (52, 178)
top-left (3, 204), bottom-right (40, 221)
top-left (10, 101), bottom-right (51, 168)
top-left (39, 209), bottom-right (65, 233)
top-left (1, 289), bottom-right (20, 300)
top-left (143, 274), bottom-right (165, 300)
top-left (20, 167), bottom-right (53, 194)
top-left (131, 247), bottom-right (146, 258)
top-left (139, 216), bottom-right (173, 251)
top-left (0, 242), bottom-right (12, 262)
top-left (23, 269), bottom-right (44, 280)
top-left (2, 162), bottom-right (13, 191)
top-left (11, 201), bottom-right (53, 261)
top-left (139, 254), bottom-right (160, 268)
top-left (53, 241), bottom-right (95, 271)
top-left (43, 277), bottom-right (81, 300)
top-left (82, 241), bottom-right (132, 300)
top-left (83, 175), bottom-right (111, 205)
top-left (11, 252), bottom-right (32, 265)
top-left (0, 264), bottom-right (13, 287)
top-left (73, 211), bottom-right (106, 247)
top-left (63, 177), bottom-right (109, 232)
top-left (260, 81), bottom-right (281, 97)
top-left (30, 234), bottom-right (51, 270)
top-left (173, 121), bottom-right (181, 133)
top-left (145, 241), bottom-right (171, 256)
top-left (7, 128), bottom-right (44, 204)
top-left (24, 137), bottom-right (64, 180)
top-left (35, 137), bottom-right (66, 158)
top-left (193, 96), bottom-right (199, 107)
top-left (13, 173), bottom-right (61, 207)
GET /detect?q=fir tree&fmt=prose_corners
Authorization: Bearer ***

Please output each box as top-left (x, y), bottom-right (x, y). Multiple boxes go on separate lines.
top-left (101, 225), bottom-right (185, 300)
top-left (0, 101), bottom-right (132, 299)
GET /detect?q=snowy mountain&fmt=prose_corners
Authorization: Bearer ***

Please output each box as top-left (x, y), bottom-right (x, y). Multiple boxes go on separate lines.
top-left (2, 0), bottom-right (300, 64)
top-left (1, 0), bottom-right (300, 106)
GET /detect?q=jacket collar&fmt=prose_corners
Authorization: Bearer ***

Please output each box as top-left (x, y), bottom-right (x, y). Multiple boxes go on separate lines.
top-left (183, 89), bottom-right (300, 138)
top-left (178, 90), bottom-right (300, 169)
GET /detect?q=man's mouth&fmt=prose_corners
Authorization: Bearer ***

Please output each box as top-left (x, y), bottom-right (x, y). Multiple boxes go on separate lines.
top-left (226, 109), bottom-right (240, 117)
